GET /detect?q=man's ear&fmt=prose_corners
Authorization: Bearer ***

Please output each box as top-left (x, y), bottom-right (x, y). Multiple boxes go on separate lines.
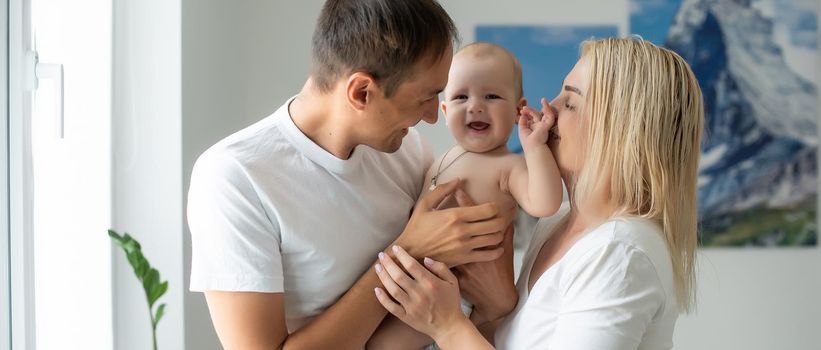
top-left (346, 72), bottom-right (376, 111)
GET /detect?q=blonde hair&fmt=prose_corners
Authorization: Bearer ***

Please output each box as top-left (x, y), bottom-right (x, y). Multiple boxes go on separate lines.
top-left (573, 37), bottom-right (704, 313)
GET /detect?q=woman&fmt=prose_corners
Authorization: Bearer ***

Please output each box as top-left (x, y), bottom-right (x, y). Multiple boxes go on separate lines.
top-left (371, 37), bottom-right (704, 349)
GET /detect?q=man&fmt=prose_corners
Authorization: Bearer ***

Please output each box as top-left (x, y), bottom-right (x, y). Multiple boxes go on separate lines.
top-left (187, 1), bottom-right (512, 349)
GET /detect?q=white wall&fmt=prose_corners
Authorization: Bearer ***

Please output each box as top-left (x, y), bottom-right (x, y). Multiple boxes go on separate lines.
top-left (112, 0), bottom-right (184, 349)
top-left (116, 0), bottom-right (821, 349)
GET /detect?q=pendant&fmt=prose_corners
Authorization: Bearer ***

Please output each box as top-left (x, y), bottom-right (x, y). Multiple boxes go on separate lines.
top-left (429, 176), bottom-right (438, 191)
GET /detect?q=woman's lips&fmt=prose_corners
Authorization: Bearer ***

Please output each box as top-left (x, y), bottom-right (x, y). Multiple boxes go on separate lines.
top-left (548, 127), bottom-right (560, 141)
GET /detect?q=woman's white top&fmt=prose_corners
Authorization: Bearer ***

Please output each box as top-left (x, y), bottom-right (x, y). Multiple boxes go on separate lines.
top-left (495, 204), bottom-right (679, 349)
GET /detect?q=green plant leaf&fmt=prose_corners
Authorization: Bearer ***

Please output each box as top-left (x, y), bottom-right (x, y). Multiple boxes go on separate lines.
top-left (154, 303), bottom-right (167, 328)
top-left (126, 251), bottom-right (141, 274)
top-left (148, 278), bottom-right (168, 307)
top-left (123, 240), bottom-right (139, 255)
top-left (152, 281), bottom-right (169, 303)
top-left (144, 269), bottom-right (160, 306)
top-left (108, 230), bottom-right (123, 244)
top-left (135, 255), bottom-right (149, 279)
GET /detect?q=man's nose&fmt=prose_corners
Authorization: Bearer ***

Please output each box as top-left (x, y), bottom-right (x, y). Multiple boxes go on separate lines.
top-left (422, 110), bottom-right (438, 124)
top-left (421, 102), bottom-right (439, 124)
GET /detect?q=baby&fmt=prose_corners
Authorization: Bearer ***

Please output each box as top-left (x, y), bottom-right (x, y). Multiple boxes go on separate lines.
top-left (368, 42), bottom-right (563, 350)
top-left (425, 42), bottom-right (562, 217)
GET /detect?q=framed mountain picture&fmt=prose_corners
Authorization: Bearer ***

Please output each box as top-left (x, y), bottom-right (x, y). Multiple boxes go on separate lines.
top-left (631, 0), bottom-right (818, 247)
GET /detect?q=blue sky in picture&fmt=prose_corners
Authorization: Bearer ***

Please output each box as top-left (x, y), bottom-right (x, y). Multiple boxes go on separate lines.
top-left (629, 0), bottom-right (681, 45)
top-left (476, 25), bottom-right (618, 153)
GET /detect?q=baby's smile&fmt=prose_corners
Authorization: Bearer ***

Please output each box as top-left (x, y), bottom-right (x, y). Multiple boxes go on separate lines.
top-left (467, 121), bottom-right (490, 131)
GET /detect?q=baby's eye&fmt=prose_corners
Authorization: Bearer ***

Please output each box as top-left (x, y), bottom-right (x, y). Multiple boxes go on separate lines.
top-left (452, 95), bottom-right (468, 101)
top-left (486, 94), bottom-right (501, 99)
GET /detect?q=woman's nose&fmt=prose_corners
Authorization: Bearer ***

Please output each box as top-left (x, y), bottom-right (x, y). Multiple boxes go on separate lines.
top-left (548, 103), bottom-right (558, 116)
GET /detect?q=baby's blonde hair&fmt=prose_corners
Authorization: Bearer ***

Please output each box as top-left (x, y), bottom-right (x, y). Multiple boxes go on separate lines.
top-left (573, 37), bottom-right (704, 313)
top-left (454, 42), bottom-right (523, 98)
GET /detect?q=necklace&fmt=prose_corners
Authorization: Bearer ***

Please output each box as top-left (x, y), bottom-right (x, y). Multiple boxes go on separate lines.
top-left (429, 147), bottom-right (470, 191)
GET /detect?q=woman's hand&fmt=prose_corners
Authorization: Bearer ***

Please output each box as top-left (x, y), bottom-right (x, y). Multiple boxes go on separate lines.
top-left (373, 245), bottom-right (471, 343)
top-left (518, 97), bottom-right (556, 152)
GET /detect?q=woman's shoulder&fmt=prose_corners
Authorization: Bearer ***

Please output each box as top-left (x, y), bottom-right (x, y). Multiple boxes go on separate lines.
top-left (568, 217), bottom-right (674, 290)
top-left (601, 217), bottom-right (666, 249)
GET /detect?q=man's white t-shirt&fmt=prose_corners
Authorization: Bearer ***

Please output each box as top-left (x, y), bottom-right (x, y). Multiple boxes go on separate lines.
top-left (188, 97), bottom-right (432, 332)
top-left (495, 204), bottom-right (679, 349)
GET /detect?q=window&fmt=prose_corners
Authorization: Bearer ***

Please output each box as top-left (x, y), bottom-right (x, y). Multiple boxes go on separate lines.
top-left (9, 0), bottom-right (112, 348)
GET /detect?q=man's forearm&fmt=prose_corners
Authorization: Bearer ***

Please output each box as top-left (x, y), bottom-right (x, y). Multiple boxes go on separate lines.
top-left (282, 265), bottom-right (387, 350)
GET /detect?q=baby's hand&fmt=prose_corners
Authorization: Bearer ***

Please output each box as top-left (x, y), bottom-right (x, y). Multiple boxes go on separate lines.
top-left (518, 97), bottom-right (555, 151)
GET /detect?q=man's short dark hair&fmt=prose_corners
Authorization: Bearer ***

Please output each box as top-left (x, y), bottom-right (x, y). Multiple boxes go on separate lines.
top-left (311, 0), bottom-right (459, 97)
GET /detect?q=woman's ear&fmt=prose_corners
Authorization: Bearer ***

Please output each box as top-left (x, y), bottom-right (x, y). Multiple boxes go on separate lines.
top-left (346, 72), bottom-right (376, 111)
top-left (515, 97), bottom-right (528, 122)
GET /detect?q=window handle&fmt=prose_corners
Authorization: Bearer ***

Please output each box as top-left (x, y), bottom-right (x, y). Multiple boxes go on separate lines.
top-left (26, 50), bottom-right (65, 138)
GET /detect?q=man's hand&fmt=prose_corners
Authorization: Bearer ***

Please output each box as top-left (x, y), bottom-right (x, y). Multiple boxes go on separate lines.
top-left (452, 191), bottom-right (518, 325)
top-left (393, 179), bottom-right (514, 266)
top-left (454, 225), bottom-right (518, 325)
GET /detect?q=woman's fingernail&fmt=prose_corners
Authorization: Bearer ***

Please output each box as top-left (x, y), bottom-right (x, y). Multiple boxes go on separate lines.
top-left (424, 257), bottom-right (434, 266)
top-left (392, 245), bottom-right (400, 253)
top-left (374, 287), bottom-right (382, 295)
top-left (375, 263), bottom-right (383, 273)
top-left (378, 252), bottom-right (385, 260)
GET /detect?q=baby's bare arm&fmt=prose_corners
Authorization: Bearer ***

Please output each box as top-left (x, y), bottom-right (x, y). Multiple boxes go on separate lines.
top-left (507, 150), bottom-right (562, 217)
top-left (509, 99), bottom-right (563, 217)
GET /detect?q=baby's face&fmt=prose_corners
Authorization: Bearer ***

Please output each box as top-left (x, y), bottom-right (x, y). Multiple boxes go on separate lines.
top-left (441, 54), bottom-right (524, 153)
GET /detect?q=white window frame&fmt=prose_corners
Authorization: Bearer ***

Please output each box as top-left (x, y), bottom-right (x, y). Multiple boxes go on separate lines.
top-left (8, 0), bottom-right (36, 348)
top-left (2, 0), bottom-right (10, 348)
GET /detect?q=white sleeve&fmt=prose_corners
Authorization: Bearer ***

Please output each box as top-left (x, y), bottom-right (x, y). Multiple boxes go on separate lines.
top-left (549, 242), bottom-right (666, 350)
top-left (187, 150), bottom-right (284, 293)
